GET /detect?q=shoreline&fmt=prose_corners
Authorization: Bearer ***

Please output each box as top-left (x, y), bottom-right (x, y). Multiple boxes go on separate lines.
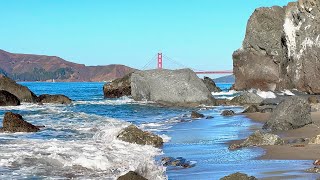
top-left (243, 112), bottom-right (320, 160)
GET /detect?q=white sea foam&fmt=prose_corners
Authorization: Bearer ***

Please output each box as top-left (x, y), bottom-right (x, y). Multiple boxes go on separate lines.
top-left (255, 90), bottom-right (276, 99)
top-left (0, 104), bottom-right (167, 180)
top-left (278, 90), bottom-right (295, 96)
top-left (211, 90), bottom-right (240, 100)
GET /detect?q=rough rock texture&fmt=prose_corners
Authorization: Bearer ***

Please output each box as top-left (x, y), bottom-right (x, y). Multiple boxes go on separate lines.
top-left (117, 171), bottom-right (147, 180)
top-left (0, 90), bottom-right (20, 106)
top-left (230, 92), bottom-right (263, 105)
top-left (0, 75), bottom-right (37, 102)
top-left (308, 96), bottom-right (319, 104)
top-left (242, 105), bottom-right (260, 113)
top-left (263, 96), bottom-right (312, 131)
top-left (229, 130), bottom-right (284, 150)
top-left (1, 112), bottom-right (39, 133)
top-left (202, 76), bottom-right (222, 92)
top-left (233, 1), bottom-right (320, 94)
top-left (117, 125), bottom-right (163, 148)
top-left (131, 69), bottom-right (216, 107)
top-left (309, 134), bottom-right (320, 144)
top-left (103, 73), bottom-right (132, 98)
top-left (191, 111), bottom-right (205, 119)
top-left (221, 110), bottom-right (235, 116)
top-left (220, 172), bottom-right (258, 180)
top-left (161, 157), bottom-right (195, 168)
top-left (38, 94), bottom-right (72, 104)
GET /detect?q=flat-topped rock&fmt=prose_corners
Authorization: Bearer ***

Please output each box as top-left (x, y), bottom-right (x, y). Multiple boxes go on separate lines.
top-left (38, 94), bottom-right (72, 104)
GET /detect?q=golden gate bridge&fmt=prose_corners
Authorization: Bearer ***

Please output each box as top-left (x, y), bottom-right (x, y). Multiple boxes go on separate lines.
top-left (143, 53), bottom-right (233, 74)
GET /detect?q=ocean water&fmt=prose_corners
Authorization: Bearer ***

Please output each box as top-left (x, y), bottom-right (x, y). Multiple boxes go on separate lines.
top-left (0, 82), bottom-right (317, 179)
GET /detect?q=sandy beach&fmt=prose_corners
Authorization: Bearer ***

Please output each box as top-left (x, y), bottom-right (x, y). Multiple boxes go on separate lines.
top-left (245, 112), bottom-right (320, 160)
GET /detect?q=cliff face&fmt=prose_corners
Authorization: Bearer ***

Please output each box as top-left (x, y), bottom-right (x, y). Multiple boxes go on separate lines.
top-left (233, 0), bottom-right (320, 94)
top-left (0, 49), bottom-right (135, 82)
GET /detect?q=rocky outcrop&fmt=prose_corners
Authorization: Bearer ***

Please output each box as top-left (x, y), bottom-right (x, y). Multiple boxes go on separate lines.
top-left (229, 130), bottom-right (284, 150)
top-left (0, 75), bottom-right (37, 102)
top-left (233, 1), bottom-right (320, 94)
top-left (220, 172), bottom-right (258, 180)
top-left (0, 90), bottom-right (20, 106)
top-left (38, 94), bottom-right (72, 104)
top-left (117, 125), bottom-right (163, 148)
top-left (103, 73), bottom-right (132, 98)
top-left (117, 171), bottom-right (147, 180)
top-left (1, 112), bottom-right (40, 133)
top-left (263, 96), bottom-right (312, 131)
top-left (221, 110), bottom-right (235, 116)
top-left (191, 111), bottom-right (205, 119)
top-left (242, 105), bottom-right (259, 113)
top-left (131, 69), bottom-right (216, 107)
top-left (230, 92), bottom-right (263, 105)
top-left (202, 76), bottom-right (222, 92)
top-left (161, 157), bottom-right (196, 168)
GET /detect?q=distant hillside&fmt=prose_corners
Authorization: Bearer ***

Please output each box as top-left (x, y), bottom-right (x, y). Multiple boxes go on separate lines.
top-left (0, 49), bottom-right (135, 82)
top-left (214, 75), bottom-right (235, 84)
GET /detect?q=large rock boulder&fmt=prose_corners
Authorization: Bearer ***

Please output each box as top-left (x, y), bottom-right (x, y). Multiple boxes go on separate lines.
top-left (191, 111), bottom-right (205, 119)
top-left (117, 171), bottom-right (147, 180)
top-left (202, 76), bottom-right (222, 92)
top-left (1, 112), bottom-right (39, 133)
top-left (0, 90), bottom-right (20, 106)
top-left (220, 172), bottom-right (258, 180)
top-left (233, 1), bottom-right (320, 94)
top-left (230, 92), bottom-right (263, 105)
top-left (103, 73), bottom-right (132, 98)
top-left (131, 69), bottom-right (216, 107)
top-left (0, 75), bottom-right (37, 102)
top-left (263, 96), bottom-right (312, 131)
top-left (38, 94), bottom-right (72, 104)
top-left (117, 125), bottom-right (163, 148)
top-left (229, 130), bottom-right (284, 150)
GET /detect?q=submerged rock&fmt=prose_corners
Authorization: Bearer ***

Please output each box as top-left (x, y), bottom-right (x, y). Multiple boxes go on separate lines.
top-left (221, 110), bottom-right (235, 116)
top-left (38, 94), bottom-right (72, 104)
top-left (306, 167), bottom-right (320, 174)
top-left (0, 75), bottom-right (37, 102)
top-left (117, 171), bottom-right (147, 180)
top-left (131, 69), bottom-right (216, 107)
top-left (230, 92), bottom-right (263, 105)
top-left (229, 130), bottom-right (284, 150)
top-left (0, 90), bottom-right (20, 106)
top-left (161, 157), bottom-right (196, 168)
top-left (191, 111), bottom-right (205, 119)
top-left (103, 73), bottom-right (132, 98)
top-left (220, 172), bottom-right (258, 180)
top-left (202, 76), bottom-right (222, 92)
top-left (1, 112), bottom-right (40, 133)
top-left (263, 96), bottom-right (312, 131)
top-left (117, 125), bottom-right (163, 148)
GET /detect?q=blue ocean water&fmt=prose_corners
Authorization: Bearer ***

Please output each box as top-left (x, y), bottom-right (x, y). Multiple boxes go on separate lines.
top-left (0, 82), bottom-right (317, 179)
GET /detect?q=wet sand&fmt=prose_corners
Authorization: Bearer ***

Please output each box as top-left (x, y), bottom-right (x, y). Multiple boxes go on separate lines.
top-left (244, 112), bottom-right (320, 160)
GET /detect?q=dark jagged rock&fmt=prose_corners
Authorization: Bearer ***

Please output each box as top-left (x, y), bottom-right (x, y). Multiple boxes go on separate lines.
top-left (131, 69), bottom-right (216, 107)
top-left (0, 75), bottom-right (37, 102)
top-left (103, 73), bottom-right (132, 98)
top-left (263, 96), bottom-right (312, 131)
top-left (233, 1), bottom-right (320, 94)
top-left (202, 76), bottom-right (222, 92)
top-left (117, 125), bottom-right (163, 148)
top-left (117, 171), bottom-right (147, 180)
top-left (229, 130), bottom-right (284, 150)
top-left (161, 157), bottom-right (196, 168)
top-left (0, 90), bottom-right (20, 106)
top-left (1, 112), bottom-right (40, 133)
top-left (220, 172), bottom-right (258, 180)
top-left (230, 92), bottom-right (263, 105)
top-left (242, 105), bottom-right (259, 113)
top-left (38, 94), bottom-right (72, 104)
top-left (191, 111), bottom-right (205, 119)
top-left (221, 110), bottom-right (235, 116)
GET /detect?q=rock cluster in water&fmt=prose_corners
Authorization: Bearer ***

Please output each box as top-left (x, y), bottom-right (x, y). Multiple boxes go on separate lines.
top-left (220, 172), bottom-right (258, 180)
top-left (233, 0), bottom-right (320, 94)
top-left (104, 69), bottom-right (216, 107)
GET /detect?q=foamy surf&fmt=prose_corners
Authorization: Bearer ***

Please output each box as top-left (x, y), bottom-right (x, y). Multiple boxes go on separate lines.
top-left (0, 103), bottom-right (167, 180)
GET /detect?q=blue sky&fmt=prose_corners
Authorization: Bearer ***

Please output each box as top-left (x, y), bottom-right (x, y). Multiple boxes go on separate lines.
top-left (0, 0), bottom-right (293, 71)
